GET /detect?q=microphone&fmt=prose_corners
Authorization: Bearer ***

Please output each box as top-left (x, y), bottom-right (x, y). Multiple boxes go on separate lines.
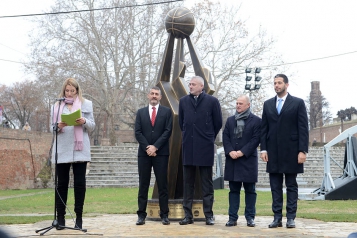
top-left (56, 97), bottom-right (65, 101)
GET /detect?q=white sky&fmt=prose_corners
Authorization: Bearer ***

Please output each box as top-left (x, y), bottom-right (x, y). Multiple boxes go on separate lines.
top-left (1, 0), bottom-right (357, 117)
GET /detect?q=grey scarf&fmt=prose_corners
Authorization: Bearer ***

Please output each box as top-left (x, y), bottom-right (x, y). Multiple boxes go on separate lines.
top-left (234, 107), bottom-right (251, 138)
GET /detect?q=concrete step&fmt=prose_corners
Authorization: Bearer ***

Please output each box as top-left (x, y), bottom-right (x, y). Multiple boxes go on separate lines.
top-left (86, 145), bottom-right (347, 188)
top-left (91, 152), bottom-right (137, 157)
top-left (87, 173), bottom-right (153, 178)
top-left (90, 160), bottom-right (137, 164)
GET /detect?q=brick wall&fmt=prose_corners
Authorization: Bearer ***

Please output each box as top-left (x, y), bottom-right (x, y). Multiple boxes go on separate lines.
top-left (309, 120), bottom-right (357, 144)
top-left (0, 128), bottom-right (52, 189)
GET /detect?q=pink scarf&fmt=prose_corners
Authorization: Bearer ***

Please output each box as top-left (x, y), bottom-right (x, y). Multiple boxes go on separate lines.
top-left (53, 97), bottom-right (83, 151)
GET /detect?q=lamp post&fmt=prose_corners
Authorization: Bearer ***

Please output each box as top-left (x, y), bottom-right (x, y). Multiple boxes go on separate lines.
top-left (244, 67), bottom-right (262, 110)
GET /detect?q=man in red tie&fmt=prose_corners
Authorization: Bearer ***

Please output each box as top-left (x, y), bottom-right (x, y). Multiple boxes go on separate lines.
top-left (134, 86), bottom-right (173, 226)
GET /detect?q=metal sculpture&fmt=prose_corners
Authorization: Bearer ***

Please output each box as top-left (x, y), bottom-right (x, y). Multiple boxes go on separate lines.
top-left (147, 7), bottom-right (216, 220)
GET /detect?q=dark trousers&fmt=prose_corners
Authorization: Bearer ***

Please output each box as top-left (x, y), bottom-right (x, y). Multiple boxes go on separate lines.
top-left (182, 165), bottom-right (214, 219)
top-left (56, 162), bottom-right (87, 218)
top-left (269, 173), bottom-right (298, 220)
top-left (137, 155), bottom-right (169, 219)
top-left (228, 181), bottom-right (256, 221)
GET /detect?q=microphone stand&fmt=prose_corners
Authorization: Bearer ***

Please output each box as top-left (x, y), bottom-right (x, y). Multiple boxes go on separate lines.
top-left (36, 99), bottom-right (87, 235)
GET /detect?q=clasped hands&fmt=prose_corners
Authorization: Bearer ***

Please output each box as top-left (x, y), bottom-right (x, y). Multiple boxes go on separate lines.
top-left (229, 150), bottom-right (244, 159)
top-left (146, 145), bottom-right (157, 157)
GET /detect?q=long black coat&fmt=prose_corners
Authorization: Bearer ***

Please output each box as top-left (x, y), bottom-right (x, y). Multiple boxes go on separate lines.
top-left (260, 94), bottom-right (309, 173)
top-left (223, 113), bottom-right (261, 183)
top-left (135, 105), bottom-right (173, 156)
top-left (179, 92), bottom-right (222, 166)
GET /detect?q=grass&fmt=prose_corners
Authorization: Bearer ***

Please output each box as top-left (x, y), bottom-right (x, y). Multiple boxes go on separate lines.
top-left (0, 188), bottom-right (356, 224)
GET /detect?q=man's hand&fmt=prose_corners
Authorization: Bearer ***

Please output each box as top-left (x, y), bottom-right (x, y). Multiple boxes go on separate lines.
top-left (298, 152), bottom-right (306, 164)
top-left (229, 151), bottom-right (239, 159)
top-left (146, 145), bottom-right (157, 157)
top-left (260, 152), bottom-right (268, 162)
top-left (236, 150), bottom-right (244, 158)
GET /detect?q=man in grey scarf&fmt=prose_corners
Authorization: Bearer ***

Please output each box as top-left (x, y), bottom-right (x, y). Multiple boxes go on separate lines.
top-left (234, 102), bottom-right (251, 138)
top-left (223, 95), bottom-right (261, 227)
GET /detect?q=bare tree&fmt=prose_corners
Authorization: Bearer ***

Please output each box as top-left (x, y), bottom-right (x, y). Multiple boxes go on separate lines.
top-left (26, 0), bottom-right (179, 144)
top-left (187, 0), bottom-right (283, 114)
top-left (0, 80), bottom-right (44, 129)
top-left (305, 94), bottom-right (332, 129)
top-left (25, 0), bottom-right (284, 143)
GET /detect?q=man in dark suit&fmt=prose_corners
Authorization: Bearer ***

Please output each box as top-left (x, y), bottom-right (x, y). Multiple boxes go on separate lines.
top-left (178, 76), bottom-right (222, 226)
top-left (134, 86), bottom-right (173, 225)
top-left (223, 95), bottom-right (261, 228)
top-left (260, 74), bottom-right (309, 229)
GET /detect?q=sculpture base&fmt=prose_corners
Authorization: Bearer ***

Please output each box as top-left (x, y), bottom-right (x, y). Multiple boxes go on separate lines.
top-left (147, 199), bottom-right (205, 221)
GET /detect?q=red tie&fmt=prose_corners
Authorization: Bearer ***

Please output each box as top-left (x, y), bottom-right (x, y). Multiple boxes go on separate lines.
top-left (151, 107), bottom-right (156, 126)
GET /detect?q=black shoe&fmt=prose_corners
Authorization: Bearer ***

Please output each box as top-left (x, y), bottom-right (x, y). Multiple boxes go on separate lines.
top-left (161, 217), bottom-right (170, 225)
top-left (286, 219), bottom-right (295, 228)
top-left (179, 217), bottom-right (194, 225)
top-left (205, 217), bottom-right (215, 225)
top-left (268, 219), bottom-right (282, 228)
top-left (75, 218), bottom-right (82, 229)
top-left (136, 217), bottom-right (145, 225)
top-left (56, 217), bottom-right (65, 230)
top-left (225, 220), bottom-right (237, 227)
top-left (247, 219), bottom-right (255, 227)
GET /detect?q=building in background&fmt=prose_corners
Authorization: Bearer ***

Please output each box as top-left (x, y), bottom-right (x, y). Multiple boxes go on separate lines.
top-left (309, 81), bottom-right (357, 144)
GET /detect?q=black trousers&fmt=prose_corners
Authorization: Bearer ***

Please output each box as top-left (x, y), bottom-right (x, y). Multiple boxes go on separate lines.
top-left (56, 162), bottom-right (87, 218)
top-left (137, 155), bottom-right (169, 219)
top-left (269, 173), bottom-right (298, 220)
top-left (182, 165), bottom-right (214, 219)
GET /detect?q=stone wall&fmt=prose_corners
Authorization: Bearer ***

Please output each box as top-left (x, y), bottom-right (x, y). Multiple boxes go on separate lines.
top-left (309, 120), bottom-right (357, 144)
top-left (0, 128), bottom-right (52, 189)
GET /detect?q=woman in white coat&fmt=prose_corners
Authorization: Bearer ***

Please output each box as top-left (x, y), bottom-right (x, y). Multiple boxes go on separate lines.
top-left (51, 78), bottom-right (95, 230)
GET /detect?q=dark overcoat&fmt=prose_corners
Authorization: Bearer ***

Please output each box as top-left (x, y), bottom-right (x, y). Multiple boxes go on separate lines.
top-left (179, 92), bottom-right (222, 166)
top-left (223, 113), bottom-right (261, 183)
top-left (260, 94), bottom-right (309, 173)
top-left (135, 105), bottom-right (173, 156)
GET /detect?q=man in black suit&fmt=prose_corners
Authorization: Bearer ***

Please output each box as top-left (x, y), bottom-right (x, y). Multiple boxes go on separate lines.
top-left (134, 86), bottom-right (173, 225)
top-left (260, 74), bottom-right (309, 229)
top-left (178, 76), bottom-right (222, 226)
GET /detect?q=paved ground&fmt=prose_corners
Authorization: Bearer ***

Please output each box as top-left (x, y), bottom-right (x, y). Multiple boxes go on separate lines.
top-left (1, 214), bottom-right (356, 238)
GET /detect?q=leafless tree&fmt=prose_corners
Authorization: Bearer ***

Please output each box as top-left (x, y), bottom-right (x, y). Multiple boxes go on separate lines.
top-left (305, 94), bottom-right (332, 129)
top-left (26, 0), bottom-right (179, 144)
top-left (25, 0), bottom-right (284, 143)
top-left (186, 0), bottom-right (284, 115)
top-left (0, 80), bottom-right (45, 129)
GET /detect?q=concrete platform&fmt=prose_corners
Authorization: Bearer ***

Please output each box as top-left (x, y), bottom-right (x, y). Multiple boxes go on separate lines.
top-left (1, 214), bottom-right (356, 237)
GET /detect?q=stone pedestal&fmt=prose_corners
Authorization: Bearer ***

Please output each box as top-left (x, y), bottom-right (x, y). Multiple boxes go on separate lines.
top-left (147, 199), bottom-right (205, 221)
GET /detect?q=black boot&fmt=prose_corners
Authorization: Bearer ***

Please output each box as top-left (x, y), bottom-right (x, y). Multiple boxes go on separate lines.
top-left (56, 216), bottom-right (65, 230)
top-left (75, 217), bottom-right (83, 229)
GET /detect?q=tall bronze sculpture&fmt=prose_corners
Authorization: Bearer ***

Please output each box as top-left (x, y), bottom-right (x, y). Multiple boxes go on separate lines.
top-left (147, 7), bottom-right (216, 220)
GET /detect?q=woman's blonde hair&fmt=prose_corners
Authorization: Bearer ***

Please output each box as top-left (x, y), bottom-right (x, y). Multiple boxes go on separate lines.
top-left (58, 78), bottom-right (84, 102)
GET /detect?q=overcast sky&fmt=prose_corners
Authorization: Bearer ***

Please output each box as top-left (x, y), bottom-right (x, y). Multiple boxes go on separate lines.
top-left (1, 0), bottom-right (357, 117)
